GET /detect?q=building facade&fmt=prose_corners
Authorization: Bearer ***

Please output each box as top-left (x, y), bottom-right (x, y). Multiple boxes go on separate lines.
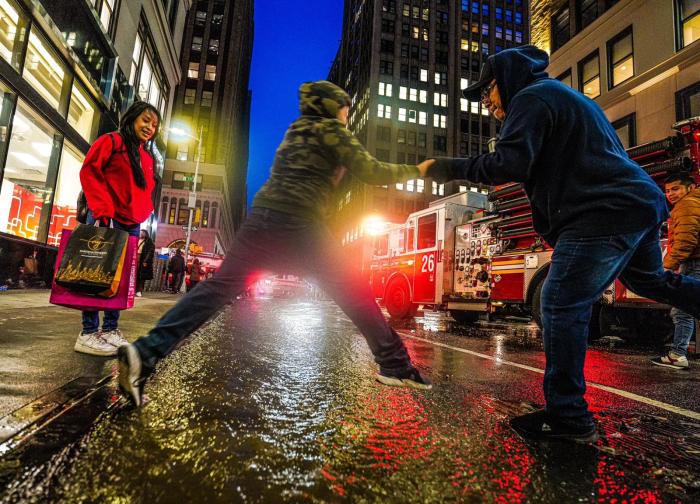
top-left (0, 0), bottom-right (190, 290)
top-left (328, 0), bottom-right (529, 264)
top-left (156, 0), bottom-right (253, 255)
top-left (530, 0), bottom-right (700, 146)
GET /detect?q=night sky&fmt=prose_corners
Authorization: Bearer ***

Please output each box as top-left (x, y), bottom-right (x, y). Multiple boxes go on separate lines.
top-left (246, 0), bottom-right (344, 207)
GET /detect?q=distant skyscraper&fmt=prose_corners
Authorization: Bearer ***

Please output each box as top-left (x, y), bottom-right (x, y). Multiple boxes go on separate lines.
top-left (157, 0), bottom-right (253, 255)
top-left (328, 0), bottom-right (529, 254)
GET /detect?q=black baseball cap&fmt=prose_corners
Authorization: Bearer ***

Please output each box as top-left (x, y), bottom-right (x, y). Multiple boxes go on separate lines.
top-left (462, 59), bottom-right (495, 101)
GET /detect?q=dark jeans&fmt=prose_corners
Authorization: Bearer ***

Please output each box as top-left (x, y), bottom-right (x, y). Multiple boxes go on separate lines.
top-left (541, 224), bottom-right (700, 427)
top-left (82, 211), bottom-right (140, 334)
top-left (133, 208), bottom-right (412, 373)
top-left (670, 259), bottom-right (700, 357)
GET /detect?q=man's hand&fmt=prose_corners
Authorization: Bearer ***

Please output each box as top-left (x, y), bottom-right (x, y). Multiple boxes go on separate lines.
top-left (417, 159), bottom-right (436, 177)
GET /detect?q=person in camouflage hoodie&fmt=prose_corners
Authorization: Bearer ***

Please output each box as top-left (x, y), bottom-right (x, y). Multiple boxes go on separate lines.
top-left (118, 81), bottom-right (435, 405)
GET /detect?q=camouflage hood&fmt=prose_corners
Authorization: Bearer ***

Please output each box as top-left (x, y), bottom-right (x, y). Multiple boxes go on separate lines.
top-left (299, 81), bottom-right (351, 119)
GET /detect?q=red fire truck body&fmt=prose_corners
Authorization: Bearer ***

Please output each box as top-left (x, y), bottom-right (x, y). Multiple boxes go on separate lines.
top-left (370, 117), bottom-right (700, 336)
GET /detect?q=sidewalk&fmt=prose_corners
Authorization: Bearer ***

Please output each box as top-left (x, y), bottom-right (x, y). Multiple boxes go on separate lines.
top-left (0, 290), bottom-right (178, 429)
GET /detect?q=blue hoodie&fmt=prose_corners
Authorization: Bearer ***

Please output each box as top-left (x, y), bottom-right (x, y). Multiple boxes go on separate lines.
top-left (428, 46), bottom-right (668, 245)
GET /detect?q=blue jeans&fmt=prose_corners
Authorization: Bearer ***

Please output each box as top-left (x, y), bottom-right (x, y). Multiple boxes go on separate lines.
top-left (541, 224), bottom-right (700, 428)
top-left (670, 259), bottom-right (700, 357)
top-left (133, 208), bottom-right (413, 374)
top-left (81, 211), bottom-right (140, 334)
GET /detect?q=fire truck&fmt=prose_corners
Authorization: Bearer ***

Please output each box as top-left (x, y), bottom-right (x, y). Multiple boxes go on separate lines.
top-left (369, 117), bottom-right (700, 339)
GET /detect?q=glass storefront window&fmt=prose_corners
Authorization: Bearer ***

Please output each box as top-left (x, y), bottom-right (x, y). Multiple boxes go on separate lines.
top-left (138, 56), bottom-right (152, 98)
top-left (130, 35), bottom-right (142, 86)
top-left (0, 100), bottom-right (58, 242)
top-left (68, 82), bottom-right (97, 141)
top-left (23, 29), bottom-right (66, 110)
top-left (0, 0), bottom-right (27, 71)
top-left (48, 142), bottom-right (83, 245)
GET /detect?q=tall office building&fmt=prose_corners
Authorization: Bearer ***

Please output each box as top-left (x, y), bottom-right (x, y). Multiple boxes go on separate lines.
top-left (530, 0), bottom-right (699, 147)
top-left (156, 0), bottom-right (253, 255)
top-left (0, 0), bottom-right (190, 289)
top-left (328, 0), bottom-right (529, 262)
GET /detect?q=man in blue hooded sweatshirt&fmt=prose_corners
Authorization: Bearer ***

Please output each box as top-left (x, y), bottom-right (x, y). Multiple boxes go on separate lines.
top-left (427, 45), bottom-right (700, 442)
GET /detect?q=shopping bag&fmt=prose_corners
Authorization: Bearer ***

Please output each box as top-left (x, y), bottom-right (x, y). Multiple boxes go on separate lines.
top-left (54, 224), bottom-right (128, 297)
top-left (50, 229), bottom-right (138, 311)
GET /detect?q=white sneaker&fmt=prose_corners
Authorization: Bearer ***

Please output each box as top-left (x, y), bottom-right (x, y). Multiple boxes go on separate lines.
top-left (101, 329), bottom-right (129, 348)
top-left (135, 292), bottom-right (142, 297)
top-left (75, 331), bottom-right (117, 356)
top-left (651, 352), bottom-right (689, 370)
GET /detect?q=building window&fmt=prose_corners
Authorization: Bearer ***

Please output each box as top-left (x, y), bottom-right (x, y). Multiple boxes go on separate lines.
top-left (380, 60), bottom-right (393, 75)
top-left (210, 202), bottom-right (217, 228)
top-left (433, 114), bottom-right (447, 129)
top-left (68, 82), bottom-right (97, 141)
top-left (552, 7), bottom-right (570, 52)
top-left (556, 69), bottom-right (572, 87)
top-left (192, 36), bottom-right (203, 52)
top-left (208, 39), bottom-right (220, 54)
top-left (0, 0), bottom-right (28, 71)
top-left (177, 198), bottom-right (188, 225)
top-left (376, 126), bottom-right (391, 142)
top-left (204, 64), bottom-right (216, 80)
top-left (378, 82), bottom-right (393, 96)
top-left (397, 129), bottom-right (406, 144)
top-left (418, 111), bottom-right (427, 125)
top-left (418, 132), bottom-right (426, 147)
top-left (399, 86), bottom-right (407, 100)
top-left (23, 29), bottom-right (66, 111)
top-left (578, 51), bottom-right (600, 99)
top-left (677, 0), bottom-right (700, 48)
top-left (416, 178), bottom-right (425, 193)
top-left (408, 109), bottom-right (417, 123)
top-left (176, 144), bottom-right (189, 161)
top-left (129, 34), bottom-right (143, 85)
top-left (0, 100), bottom-right (60, 242)
top-left (434, 135), bottom-right (447, 151)
top-left (160, 197), bottom-right (168, 223)
top-left (433, 92), bottom-right (448, 107)
top-left (612, 113), bottom-right (636, 149)
top-left (576, 0), bottom-right (598, 31)
top-left (398, 107), bottom-right (407, 122)
top-left (47, 141), bottom-right (84, 244)
top-left (195, 9), bottom-right (207, 26)
top-left (97, 0), bottom-right (116, 32)
top-left (608, 28), bottom-right (634, 88)
top-left (380, 39), bottom-right (394, 53)
top-left (676, 81), bottom-right (700, 120)
top-left (420, 68), bottom-right (428, 82)
top-left (377, 103), bottom-right (392, 119)
top-left (202, 200), bottom-right (210, 227)
top-left (201, 90), bottom-right (213, 107)
top-left (188, 62), bottom-right (199, 79)
top-left (184, 87), bottom-right (196, 104)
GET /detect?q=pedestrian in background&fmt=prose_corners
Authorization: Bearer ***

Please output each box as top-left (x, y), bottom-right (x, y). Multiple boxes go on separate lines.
top-left (136, 229), bottom-right (155, 297)
top-left (187, 258), bottom-right (203, 292)
top-left (424, 45), bottom-right (700, 442)
top-left (167, 249), bottom-right (185, 293)
top-left (651, 173), bottom-right (700, 370)
top-left (118, 80), bottom-right (435, 406)
top-left (75, 101), bottom-right (160, 356)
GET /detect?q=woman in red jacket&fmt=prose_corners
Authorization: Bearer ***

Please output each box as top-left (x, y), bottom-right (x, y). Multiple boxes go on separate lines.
top-left (75, 101), bottom-right (161, 356)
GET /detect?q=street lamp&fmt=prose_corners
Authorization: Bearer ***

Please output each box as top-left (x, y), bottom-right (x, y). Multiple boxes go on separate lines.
top-left (168, 124), bottom-right (204, 293)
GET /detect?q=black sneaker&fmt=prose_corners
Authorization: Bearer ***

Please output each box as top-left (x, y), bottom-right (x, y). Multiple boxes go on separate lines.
top-left (117, 344), bottom-right (147, 406)
top-left (510, 409), bottom-right (599, 443)
top-left (376, 367), bottom-right (433, 390)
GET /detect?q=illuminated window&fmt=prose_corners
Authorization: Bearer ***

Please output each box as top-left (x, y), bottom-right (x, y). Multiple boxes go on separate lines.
top-left (138, 56), bottom-right (153, 98)
top-left (399, 86), bottom-right (407, 99)
top-left (409, 88), bottom-right (417, 101)
top-left (68, 82), bottom-right (97, 141)
top-left (209, 39), bottom-right (219, 54)
top-left (0, 100), bottom-right (58, 242)
top-left (433, 114), bottom-right (447, 128)
top-left (99, 0), bottom-right (115, 31)
top-left (0, 0), bottom-right (27, 70)
top-left (433, 93), bottom-right (448, 107)
top-left (607, 28), bottom-right (634, 88)
top-left (396, 182), bottom-right (404, 191)
top-left (460, 38), bottom-right (469, 51)
top-left (678, 0), bottom-right (700, 47)
top-left (459, 185), bottom-right (468, 192)
top-left (204, 64), bottom-right (217, 80)
top-left (557, 69), bottom-right (573, 87)
top-left (406, 179), bottom-right (415, 192)
top-left (49, 142), bottom-right (84, 242)
top-left (461, 78), bottom-right (469, 89)
top-left (579, 51), bottom-right (600, 98)
top-left (398, 107), bottom-right (407, 121)
top-left (23, 29), bottom-right (66, 110)
top-left (416, 179), bottom-right (425, 193)
top-left (460, 98), bottom-right (469, 112)
top-left (418, 111), bottom-right (427, 125)
top-left (419, 89), bottom-right (427, 103)
top-left (420, 68), bottom-right (428, 82)
top-left (129, 34), bottom-right (142, 85)
top-left (377, 103), bottom-right (392, 119)
top-left (192, 36), bottom-right (203, 52)
top-left (379, 82), bottom-right (393, 96)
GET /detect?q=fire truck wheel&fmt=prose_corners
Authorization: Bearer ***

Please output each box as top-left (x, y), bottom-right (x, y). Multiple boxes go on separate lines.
top-left (531, 279), bottom-right (544, 329)
top-left (450, 310), bottom-right (480, 326)
top-left (384, 278), bottom-right (418, 319)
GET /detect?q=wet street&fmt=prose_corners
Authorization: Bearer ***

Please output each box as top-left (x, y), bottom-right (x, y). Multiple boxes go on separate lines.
top-left (1, 298), bottom-right (699, 503)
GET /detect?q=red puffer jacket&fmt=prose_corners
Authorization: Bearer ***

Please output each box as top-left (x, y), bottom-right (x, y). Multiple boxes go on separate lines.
top-left (79, 133), bottom-right (155, 225)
